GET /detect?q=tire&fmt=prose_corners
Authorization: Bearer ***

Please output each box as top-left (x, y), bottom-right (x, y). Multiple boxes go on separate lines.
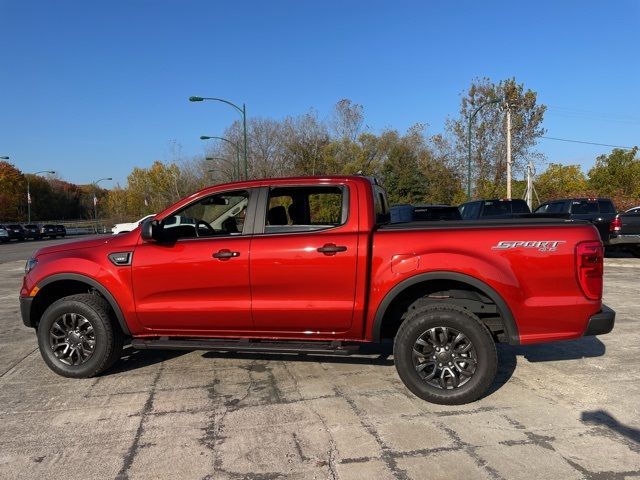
top-left (393, 302), bottom-right (497, 405)
top-left (630, 246), bottom-right (640, 258)
top-left (37, 293), bottom-right (124, 378)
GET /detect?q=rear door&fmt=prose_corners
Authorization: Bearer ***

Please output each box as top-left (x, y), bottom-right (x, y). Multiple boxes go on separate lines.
top-left (249, 183), bottom-right (359, 334)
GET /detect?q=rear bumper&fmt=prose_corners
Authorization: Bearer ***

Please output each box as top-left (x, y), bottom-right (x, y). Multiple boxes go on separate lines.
top-left (609, 234), bottom-right (640, 246)
top-left (584, 305), bottom-right (615, 336)
top-left (20, 296), bottom-right (34, 328)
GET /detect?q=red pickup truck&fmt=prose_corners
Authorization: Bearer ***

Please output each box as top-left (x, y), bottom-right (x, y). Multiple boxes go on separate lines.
top-left (20, 176), bottom-right (615, 404)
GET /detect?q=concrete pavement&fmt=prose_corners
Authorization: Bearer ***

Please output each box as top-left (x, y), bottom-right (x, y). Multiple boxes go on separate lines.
top-left (0, 256), bottom-right (638, 479)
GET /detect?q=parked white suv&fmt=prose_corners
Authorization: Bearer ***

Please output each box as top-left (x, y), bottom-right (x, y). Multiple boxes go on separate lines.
top-left (0, 225), bottom-right (9, 243)
top-left (111, 214), bottom-right (155, 235)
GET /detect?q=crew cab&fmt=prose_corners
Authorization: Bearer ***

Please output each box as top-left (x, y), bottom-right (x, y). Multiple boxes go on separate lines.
top-left (19, 176), bottom-right (615, 404)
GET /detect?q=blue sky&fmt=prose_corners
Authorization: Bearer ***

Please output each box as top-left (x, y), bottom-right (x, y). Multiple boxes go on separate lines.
top-left (1, 0), bottom-right (638, 186)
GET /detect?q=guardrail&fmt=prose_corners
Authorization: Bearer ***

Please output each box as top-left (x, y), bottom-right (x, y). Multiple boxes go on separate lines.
top-left (27, 220), bottom-right (113, 235)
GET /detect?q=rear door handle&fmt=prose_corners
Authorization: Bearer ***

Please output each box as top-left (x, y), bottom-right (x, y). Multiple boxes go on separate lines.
top-left (317, 243), bottom-right (347, 255)
top-left (213, 249), bottom-right (240, 260)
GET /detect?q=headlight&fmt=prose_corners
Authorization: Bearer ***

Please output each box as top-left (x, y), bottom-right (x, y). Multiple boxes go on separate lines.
top-left (25, 257), bottom-right (38, 274)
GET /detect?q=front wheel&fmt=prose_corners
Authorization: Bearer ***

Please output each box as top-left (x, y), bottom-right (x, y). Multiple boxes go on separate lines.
top-left (394, 303), bottom-right (497, 405)
top-left (37, 294), bottom-right (124, 378)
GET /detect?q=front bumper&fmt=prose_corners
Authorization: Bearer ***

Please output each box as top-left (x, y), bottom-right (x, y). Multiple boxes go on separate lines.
top-left (20, 296), bottom-right (34, 328)
top-left (584, 304), bottom-right (615, 336)
top-left (609, 234), bottom-right (640, 246)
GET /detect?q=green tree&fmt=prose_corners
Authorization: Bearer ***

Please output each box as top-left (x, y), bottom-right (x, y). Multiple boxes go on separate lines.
top-left (382, 140), bottom-right (428, 205)
top-left (588, 148), bottom-right (640, 209)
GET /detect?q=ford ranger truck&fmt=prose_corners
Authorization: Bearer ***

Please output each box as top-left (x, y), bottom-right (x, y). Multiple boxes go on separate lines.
top-left (19, 176), bottom-right (615, 405)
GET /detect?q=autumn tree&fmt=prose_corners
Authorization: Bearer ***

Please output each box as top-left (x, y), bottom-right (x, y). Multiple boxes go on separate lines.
top-left (535, 164), bottom-right (589, 202)
top-left (0, 161), bottom-right (25, 221)
top-left (447, 77), bottom-right (547, 198)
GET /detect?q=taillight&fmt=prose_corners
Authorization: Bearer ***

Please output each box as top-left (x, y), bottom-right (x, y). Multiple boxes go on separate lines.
top-left (610, 216), bottom-right (622, 232)
top-left (575, 241), bottom-right (603, 300)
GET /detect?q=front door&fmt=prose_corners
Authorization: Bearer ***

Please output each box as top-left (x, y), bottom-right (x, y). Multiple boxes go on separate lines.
top-left (132, 189), bottom-right (253, 334)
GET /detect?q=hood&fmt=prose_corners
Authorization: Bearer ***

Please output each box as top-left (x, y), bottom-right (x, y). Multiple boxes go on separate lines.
top-left (34, 233), bottom-right (136, 257)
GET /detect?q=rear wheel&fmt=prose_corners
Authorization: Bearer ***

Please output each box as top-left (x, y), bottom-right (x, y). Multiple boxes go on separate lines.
top-left (394, 303), bottom-right (497, 405)
top-left (37, 294), bottom-right (124, 378)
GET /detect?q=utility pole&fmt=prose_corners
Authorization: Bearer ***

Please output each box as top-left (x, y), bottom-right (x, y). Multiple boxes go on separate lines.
top-left (506, 103), bottom-right (512, 199)
top-left (525, 161), bottom-right (533, 210)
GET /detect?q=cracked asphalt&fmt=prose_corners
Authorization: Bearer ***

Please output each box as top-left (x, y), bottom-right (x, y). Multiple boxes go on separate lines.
top-left (1, 241), bottom-right (639, 479)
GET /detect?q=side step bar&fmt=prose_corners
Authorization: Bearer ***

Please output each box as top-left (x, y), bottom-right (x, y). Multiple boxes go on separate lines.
top-left (131, 338), bottom-right (360, 356)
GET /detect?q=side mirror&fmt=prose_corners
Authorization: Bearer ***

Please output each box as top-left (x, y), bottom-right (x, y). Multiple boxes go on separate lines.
top-left (141, 219), bottom-right (160, 241)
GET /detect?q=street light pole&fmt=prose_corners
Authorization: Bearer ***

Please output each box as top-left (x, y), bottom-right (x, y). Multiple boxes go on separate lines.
top-left (467, 98), bottom-right (503, 200)
top-left (92, 177), bottom-right (112, 233)
top-left (200, 136), bottom-right (241, 181)
top-left (189, 96), bottom-right (248, 180)
top-left (27, 170), bottom-right (55, 223)
top-left (506, 105), bottom-right (512, 199)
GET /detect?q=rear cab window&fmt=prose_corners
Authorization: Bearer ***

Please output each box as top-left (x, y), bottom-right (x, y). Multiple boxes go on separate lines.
top-left (571, 200), bottom-right (599, 214)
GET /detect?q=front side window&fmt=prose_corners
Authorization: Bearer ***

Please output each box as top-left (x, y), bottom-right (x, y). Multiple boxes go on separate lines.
top-left (264, 186), bottom-right (346, 234)
top-left (160, 190), bottom-right (249, 240)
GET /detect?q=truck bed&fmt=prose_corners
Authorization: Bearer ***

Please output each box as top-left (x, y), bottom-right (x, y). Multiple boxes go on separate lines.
top-left (379, 217), bottom-right (590, 231)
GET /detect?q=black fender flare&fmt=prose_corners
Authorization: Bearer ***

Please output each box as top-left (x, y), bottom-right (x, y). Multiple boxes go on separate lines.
top-left (36, 273), bottom-right (131, 336)
top-left (372, 271), bottom-right (519, 344)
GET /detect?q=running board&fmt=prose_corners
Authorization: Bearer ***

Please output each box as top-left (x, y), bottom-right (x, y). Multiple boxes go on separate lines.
top-left (131, 338), bottom-right (360, 356)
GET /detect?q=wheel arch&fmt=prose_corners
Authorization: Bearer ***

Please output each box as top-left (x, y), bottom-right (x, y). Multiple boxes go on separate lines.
top-left (372, 271), bottom-right (519, 345)
top-left (31, 273), bottom-right (131, 336)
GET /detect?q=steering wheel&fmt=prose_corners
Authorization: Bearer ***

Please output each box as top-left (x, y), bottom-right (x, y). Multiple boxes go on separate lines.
top-left (195, 220), bottom-right (215, 237)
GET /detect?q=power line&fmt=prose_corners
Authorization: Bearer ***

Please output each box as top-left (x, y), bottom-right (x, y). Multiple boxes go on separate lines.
top-left (541, 136), bottom-right (636, 150)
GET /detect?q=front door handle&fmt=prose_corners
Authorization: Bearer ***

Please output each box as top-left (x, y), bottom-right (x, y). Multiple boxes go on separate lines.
top-left (317, 243), bottom-right (347, 255)
top-left (213, 249), bottom-right (240, 260)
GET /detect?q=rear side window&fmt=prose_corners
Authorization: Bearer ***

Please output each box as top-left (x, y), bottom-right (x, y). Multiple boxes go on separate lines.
top-left (510, 200), bottom-right (530, 214)
top-left (264, 186), bottom-right (347, 234)
top-left (598, 200), bottom-right (616, 214)
top-left (571, 201), bottom-right (599, 214)
top-left (535, 203), bottom-right (549, 213)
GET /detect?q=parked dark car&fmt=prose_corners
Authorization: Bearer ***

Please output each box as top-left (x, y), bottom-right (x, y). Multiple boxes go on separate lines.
top-left (22, 224), bottom-right (43, 240)
top-left (534, 198), bottom-right (617, 243)
top-left (0, 225), bottom-right (10, 243)
top-left (5, 224), bottom-right (26, 241)
top-left (40, 224), bottom-right (59, 239)
top-left (413, 205), bottom-right (462, 221)
top-left (609, 206), bottom-right (640, 256)
top-left (458, 199), bottom-right (531, 219)
top-left (55, 225), bottom-right (67, 238)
